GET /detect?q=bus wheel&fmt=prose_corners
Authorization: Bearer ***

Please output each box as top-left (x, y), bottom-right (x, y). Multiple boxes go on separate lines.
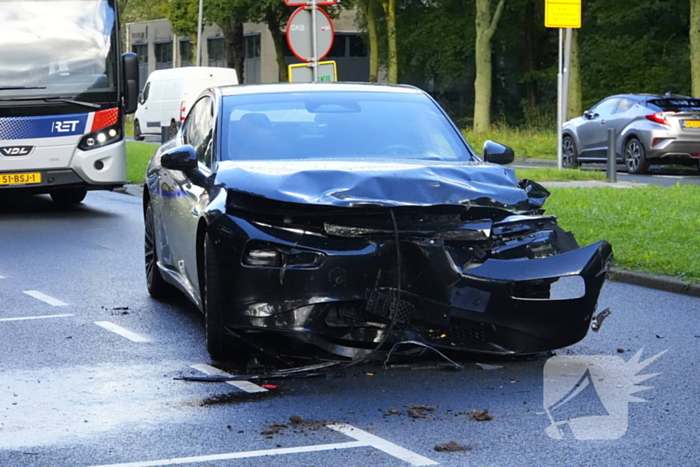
top-left (50, 188), bottom-right (87, 205)
top-left (134, 120), bottom-right (145, 141)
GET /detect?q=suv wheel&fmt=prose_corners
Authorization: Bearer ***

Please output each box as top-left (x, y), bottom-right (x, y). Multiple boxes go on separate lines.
top-left (624, 137), bottom-right (650, 174)
top-left (562, 136), bottom-right (580, 168)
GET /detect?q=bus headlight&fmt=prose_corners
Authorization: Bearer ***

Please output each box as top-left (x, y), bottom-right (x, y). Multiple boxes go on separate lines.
top-left (78, 124), bottom-right (122, 151)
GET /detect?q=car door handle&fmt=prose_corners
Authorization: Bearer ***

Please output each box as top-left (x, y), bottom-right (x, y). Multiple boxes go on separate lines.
top-left (599, 119), bottom-right (606, 124)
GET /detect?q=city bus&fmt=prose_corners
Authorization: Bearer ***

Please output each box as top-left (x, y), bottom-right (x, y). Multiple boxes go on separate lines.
top-left (0, 0), bottom-right (138, 204)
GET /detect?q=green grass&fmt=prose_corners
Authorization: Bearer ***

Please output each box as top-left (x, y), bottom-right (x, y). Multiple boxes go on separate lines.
top-left (126, 141), bottom-right (155, 185)
top-left (463, 126), bottom-right (556, 160)
top-left (545, 185), bottom-right (700, 283)
top-left (515, 168), bottom-right (606, 182)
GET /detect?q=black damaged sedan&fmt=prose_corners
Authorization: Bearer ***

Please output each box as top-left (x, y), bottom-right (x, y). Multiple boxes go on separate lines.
top-left (143, 83), bottom-right (613, 362)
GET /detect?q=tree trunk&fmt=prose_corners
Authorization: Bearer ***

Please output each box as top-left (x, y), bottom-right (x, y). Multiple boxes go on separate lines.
top-left (221, 17), bottom-right (245, 83)
top-left (360, 0), bottom-right (379, 82)
top-left (691, 0), bottom-right (700, 96)
top-left (567, 29), bottom-right (582, 119)
top-left (265, 6), bottom-right (288, 82)
top-left (523, 0), bottom-right (538, 110)
top-left (473, 0), bottom-right (505, 133)
top-left (379, 0), bottom-right (397, 83)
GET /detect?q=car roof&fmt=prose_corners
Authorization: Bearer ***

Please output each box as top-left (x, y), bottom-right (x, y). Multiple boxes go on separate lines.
top-left (218, 82), bottom-right (425, 97)
top-left (603, 93), bottom-right (696, 101)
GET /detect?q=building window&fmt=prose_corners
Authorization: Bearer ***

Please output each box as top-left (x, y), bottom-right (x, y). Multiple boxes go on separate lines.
top-left (245, 34), bottom-right (261, 59)
top-left (132, 43), bottom-right (148, 64)
top-left (348, 35), bottom-right (367, 57)
top-left (327, 35), bottom-right (347, 59)
top-left (207, 37), bottom-right (226, 67)
top-left (180, 40), bottom-right (193, 67)
top-left (154, 41), bottom-right (173, 69)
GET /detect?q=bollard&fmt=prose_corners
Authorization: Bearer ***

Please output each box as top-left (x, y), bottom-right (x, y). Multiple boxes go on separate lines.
top-left (607, 128), bottom-right (617, 183)
top-left (161, 126), bottom-right (169, 145)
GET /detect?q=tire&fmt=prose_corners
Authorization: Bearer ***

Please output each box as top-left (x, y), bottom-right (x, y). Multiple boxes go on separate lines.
top-left (624, 137), bottom-right (650, 174)
top-left (144, 201), bottom-right (174, 298)
top-left (134, 120), bottom-right (145, 141)
top-left (50, 188), bottom-right (87, 204)
top-left (169, 120), bottom-right (178, 139)
top-left (203, 233), bottom-right (249, 362)
top-left (562, 135), bottom-right (580, 168)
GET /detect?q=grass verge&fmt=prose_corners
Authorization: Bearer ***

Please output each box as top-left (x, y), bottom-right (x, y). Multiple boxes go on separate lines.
top-left (463, 126), bottom-right (556, 160)
top-left (126, 141), bottom-right (155, 185)
top-left (545, 185), bottom-right (700, 283)
top-left (515, 168), bottom-right (605, 182)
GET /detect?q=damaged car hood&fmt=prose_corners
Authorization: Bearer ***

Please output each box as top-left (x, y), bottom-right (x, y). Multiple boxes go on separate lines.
top-left (216, 160), bottom-right (543, 210)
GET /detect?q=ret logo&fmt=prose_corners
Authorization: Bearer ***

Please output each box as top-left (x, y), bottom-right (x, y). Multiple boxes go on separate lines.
top-left (52, 120), bottom-right (80, 133)
top-left (542, 348), bottom-right (667, 440)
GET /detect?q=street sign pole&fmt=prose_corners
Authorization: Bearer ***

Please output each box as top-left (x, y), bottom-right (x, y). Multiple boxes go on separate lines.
top-left (556, 29), bottom-right (563, 170)
top-left (311, 0), bottom-right (318, 81)
top-left (196, 0), bottom-right (203, 66)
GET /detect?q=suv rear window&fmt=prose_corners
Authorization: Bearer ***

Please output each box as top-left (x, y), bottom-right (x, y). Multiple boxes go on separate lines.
top-left (647, 98), bottom-right (700, 111)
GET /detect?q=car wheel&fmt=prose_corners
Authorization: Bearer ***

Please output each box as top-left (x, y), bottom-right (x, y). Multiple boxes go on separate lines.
top-left (169, 120), bottom-right (178, 139)
top-left (134, 120), bottom-right (145, 141)
top-left (145, 201), bottom-right (174, 298)
top-left (204, 233), bottom-right (249, 362)
top-left (624, 137), bottom-right (650, 174)
top-left (50, 188), bottom-right (87, 204)
top-left (562, 136), bottom-right (580, 168)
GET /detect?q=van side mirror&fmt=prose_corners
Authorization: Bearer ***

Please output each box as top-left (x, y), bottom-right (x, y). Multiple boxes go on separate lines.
top-left (161, 145), bottom-right (197, 171)
top-left (482, 140), bottom-right (514, 165)
top-left (138, 93), bottom-right (145, 105)
top-left (122, 53), bottom-right (139, 114)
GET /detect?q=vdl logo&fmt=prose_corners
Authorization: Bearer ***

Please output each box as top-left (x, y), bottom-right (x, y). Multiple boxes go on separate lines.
top-left (0, 146), bottom-right (34, 157)
top-left (542, 348), bottom-right (667, 440)
top-left (52, 120), bottom-right (80, 133)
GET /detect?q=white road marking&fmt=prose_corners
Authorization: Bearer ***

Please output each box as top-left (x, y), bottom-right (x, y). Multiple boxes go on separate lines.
top-left (652, 175), bottom-right (684, 179)
top-left (94, 321), bottom-right (151, 343)
top-left (190, 363), bottom-right (267, 393)
top-left (0, 313), bottom-right (73, 322)
top-left (328, 424), bottom-right (439, 466)
top-left (86, 441), bottom-right (366, 467)
top-left (23, 290), bottom-right (68, 307)
top-left (0, 275), bottom-right (5, 279)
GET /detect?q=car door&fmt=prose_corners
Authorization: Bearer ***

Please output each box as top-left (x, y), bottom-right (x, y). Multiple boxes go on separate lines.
top-left (577, 98), bottom-right (620, 159)
top-left (167, 96), bottom-right (215, 303)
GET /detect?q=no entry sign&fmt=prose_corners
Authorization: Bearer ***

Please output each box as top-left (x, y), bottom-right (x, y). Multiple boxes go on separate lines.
top-left (286, 7), bottom-right (334, 63)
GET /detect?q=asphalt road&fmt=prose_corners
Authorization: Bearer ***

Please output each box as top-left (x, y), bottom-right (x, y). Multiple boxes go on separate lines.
top-left (1, 191), bottom-right (698, 467)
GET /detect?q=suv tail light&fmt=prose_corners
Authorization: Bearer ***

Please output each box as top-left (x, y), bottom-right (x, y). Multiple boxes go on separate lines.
top-left (180, 101), bottom-right (186, 121)
top-left (645, 112), bottom-right (673, 126)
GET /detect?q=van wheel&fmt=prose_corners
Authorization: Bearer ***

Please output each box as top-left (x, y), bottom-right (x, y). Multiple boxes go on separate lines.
top-left (134, 120), bottom-right (145, 141)
top-left (50, 188), bottom-right (87, 205)
top-left (169, 120), bottom-right (178, 139)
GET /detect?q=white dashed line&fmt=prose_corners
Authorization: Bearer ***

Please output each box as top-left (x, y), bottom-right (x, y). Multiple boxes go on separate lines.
top-left (190, 364), bottom-right (267, 393)
top-left (86, 441), bottom-right (367, 467)
top-left (0, 313), bottom-right (73, 322)
top-left (94, 321), bottom-right (151, 343)
top-left (23, 290), bottom-right (68, 307)
top-left (328, 424), bottom-right (439, 466)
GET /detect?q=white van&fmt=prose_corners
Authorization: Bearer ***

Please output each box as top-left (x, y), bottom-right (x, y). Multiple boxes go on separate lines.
top-left (133, 67), bottom-right (238, 140)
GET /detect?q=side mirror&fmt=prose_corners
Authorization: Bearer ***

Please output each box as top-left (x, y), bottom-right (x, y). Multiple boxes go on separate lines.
top-left (138, 93), bottom-right (145, 105)
top-left (482, 140), bottom-right (514, 165)
top-left (161, 145), bottom-right (197, 171)
top-left (583, 110), bottom-right (595, 120)
top-left (122, 53), bottom-right (139, 114)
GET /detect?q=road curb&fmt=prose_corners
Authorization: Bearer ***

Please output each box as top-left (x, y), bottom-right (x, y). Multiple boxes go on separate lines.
top-left (609, 267), bottom-right (700, 298)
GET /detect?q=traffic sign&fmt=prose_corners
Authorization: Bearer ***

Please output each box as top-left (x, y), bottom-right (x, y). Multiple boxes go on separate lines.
top-left (288, 61), bottom-right (337, 83)
top-left (545, 0), bottom-right (581, 29)
top-left (285, 0), bottom-right (338, 5)
top-left (286, 6), bottom-right (334, 63)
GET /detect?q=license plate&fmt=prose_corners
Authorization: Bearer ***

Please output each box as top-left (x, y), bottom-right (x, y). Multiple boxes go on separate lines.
top-left (0, 172), bottom-right (41, 185)
top-left (682, 120), bottom-right (700, 128)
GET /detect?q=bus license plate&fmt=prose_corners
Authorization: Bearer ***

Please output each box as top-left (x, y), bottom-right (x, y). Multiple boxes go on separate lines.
top-left (683, 120), bottom-right (700, 128)
top-left (0, 172), bottom-right (41, 185)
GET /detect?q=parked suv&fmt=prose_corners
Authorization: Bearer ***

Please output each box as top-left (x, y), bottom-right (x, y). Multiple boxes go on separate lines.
top-left (562, 93), bottom-right (700, 174)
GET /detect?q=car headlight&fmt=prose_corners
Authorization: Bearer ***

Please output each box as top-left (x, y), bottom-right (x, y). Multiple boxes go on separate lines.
top-left (242, 241), bottom-right (324, 269)
top-left (78, 124), bottom-right (122, 151)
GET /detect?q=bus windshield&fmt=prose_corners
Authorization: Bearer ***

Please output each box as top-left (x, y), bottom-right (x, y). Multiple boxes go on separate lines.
top-left (0, 0), bottom-right (118, 102)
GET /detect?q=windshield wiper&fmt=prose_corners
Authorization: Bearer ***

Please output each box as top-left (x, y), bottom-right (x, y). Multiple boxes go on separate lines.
top-left (0, 96), bottom-right (101, 109)
top-left (0, 86), bottom-right (47, 91)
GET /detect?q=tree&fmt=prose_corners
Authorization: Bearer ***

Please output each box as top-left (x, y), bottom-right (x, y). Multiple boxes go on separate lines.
top-left (691, 0), bottom-right (700, 96)
top-left (567, 29), bottom-right (581, 119)
top-left (357, 0), bottom-right (380, 82)
top-left (473, 0), bottom-right (505, 133)
top-left (378, 0), bottom-right (398, 83)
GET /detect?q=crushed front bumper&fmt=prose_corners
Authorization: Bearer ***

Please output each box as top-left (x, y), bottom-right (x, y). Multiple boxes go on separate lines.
top-left (211, 214), bottom-right (613, 356)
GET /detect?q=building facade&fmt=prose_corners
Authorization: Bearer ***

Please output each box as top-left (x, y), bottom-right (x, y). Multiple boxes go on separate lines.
top-left (126, 11), bottom-right (372, 91)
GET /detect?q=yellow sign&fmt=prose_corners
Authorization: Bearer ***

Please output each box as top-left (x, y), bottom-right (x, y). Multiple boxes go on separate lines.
top-left (288, 61), bottom-right (338, 83)
top-left (545, 0), bottom-right (581, 29)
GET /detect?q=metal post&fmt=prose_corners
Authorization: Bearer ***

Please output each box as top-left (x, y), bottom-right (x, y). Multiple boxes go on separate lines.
top-left (562, 28), bottom-right (573, 123)
top-left (196, 0), bottom-right (204, 66)
top-left (311, 0), bottom-right (318, 81)
top-left (556, 29), bottom-right (563, 170)
top-left (607, 128), bottom-right (617, 183)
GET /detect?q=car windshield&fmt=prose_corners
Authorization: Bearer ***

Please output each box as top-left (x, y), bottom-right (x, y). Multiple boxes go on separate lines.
top-left (648, 98), bottom-right (700, 111)
top-left (0, 0), bottom-right (117, 100)
top-left (220, 90), bottom-right (475, 162)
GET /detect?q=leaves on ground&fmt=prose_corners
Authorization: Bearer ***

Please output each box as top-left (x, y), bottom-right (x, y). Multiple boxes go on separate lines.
top-left (434, 441), bottom-right (471, 452)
